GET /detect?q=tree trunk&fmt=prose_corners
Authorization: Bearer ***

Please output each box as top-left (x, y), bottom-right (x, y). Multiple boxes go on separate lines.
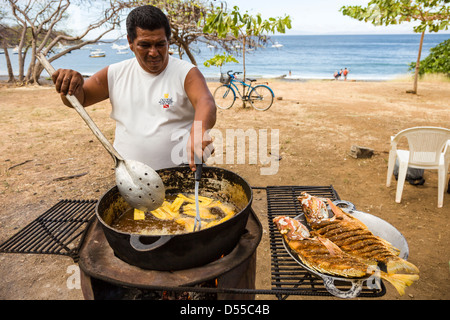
top-left (242, 36), bottom-right (247, 108)
top-left (29, 37), bottom-right (37, 84)
top-left (242, 36), bottom-right (247, 85)
top-left (408, 31), bottom-right (425, 94)
top-left (182, 43), bottom-right (197, 66)
top-left (17, 22), bottom-right (27, 84)
top-left (1, 38), bottom-right (15, 82)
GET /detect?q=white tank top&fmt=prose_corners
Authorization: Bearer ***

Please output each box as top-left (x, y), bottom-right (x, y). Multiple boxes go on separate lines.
top-left (108, 56), bottom-right (195, 170)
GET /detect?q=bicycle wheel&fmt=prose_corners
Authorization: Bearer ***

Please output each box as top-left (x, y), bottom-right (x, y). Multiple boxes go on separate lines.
top-left (249, 85), bottom-right (274, 111)
top-left (213, 85), bottom-right (236, 110)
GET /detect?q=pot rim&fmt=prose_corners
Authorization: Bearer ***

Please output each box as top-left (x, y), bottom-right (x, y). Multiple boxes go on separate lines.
top-left (95, 165), bottom-right (253, 236)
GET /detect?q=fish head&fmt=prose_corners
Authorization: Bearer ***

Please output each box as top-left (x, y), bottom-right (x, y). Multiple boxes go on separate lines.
top-left (273, 216), bottom-right (310, 240)
top-left (298, 192), bottom-right (330, 225)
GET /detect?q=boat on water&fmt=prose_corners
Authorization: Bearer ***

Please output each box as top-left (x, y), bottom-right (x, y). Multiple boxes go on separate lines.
top-left (116, 49), bottom-right (128, 55)
top-left (112, 43), bottom-right (129, 50)
top-left (271, 42), bottom-right (283, 48)
top-left (89, 49), bottom-right (106, 58)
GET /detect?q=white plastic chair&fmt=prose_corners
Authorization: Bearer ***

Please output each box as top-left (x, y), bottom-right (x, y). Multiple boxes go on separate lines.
top-left (386, 126), bottom-right (450, 208)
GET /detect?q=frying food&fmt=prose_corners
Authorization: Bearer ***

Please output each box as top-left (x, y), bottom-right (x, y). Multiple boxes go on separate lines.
top-left (274, 215), bottom-right (419, 296)
top-left (132, 193), bottom-right (236, 232)
top-left (134, 209), bottom-right (146, 220)
top-left (298, 192), bottom-right (420, 275)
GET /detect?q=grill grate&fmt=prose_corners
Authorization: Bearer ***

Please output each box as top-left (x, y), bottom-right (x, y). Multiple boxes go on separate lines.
top-left (0, 187), bottom-right (386, 299)
top-left (266, 185), bottom-right (386, 299)
top-left (0, 200), bottom-right (96, 262)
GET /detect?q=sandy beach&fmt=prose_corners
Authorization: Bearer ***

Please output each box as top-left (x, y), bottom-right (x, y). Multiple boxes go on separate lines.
top-left (0, 78), bottom-right (449, 300)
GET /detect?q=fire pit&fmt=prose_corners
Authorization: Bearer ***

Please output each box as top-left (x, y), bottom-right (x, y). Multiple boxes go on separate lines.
top-left (78, 209), bottom-right (262, 300)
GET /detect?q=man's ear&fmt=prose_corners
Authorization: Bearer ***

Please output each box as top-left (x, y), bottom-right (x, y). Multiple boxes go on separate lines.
top-left (127, 35), bottom-right (134, 51)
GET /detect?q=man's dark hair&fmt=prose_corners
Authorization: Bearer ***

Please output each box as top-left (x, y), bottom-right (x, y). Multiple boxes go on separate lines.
top-left (126, 5), bottom-right (171, 42)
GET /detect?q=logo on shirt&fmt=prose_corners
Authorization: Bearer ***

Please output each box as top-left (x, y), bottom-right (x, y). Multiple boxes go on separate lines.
top-left (159, 93), bottom-right (174, 109)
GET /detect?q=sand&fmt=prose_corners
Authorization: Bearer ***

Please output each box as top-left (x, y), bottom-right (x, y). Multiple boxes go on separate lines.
top-left (0, 78), bottom-right (449, 300)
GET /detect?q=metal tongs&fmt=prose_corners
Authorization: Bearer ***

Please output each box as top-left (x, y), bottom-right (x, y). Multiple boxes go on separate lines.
top-left (193, 163), bottom-right (203, 231)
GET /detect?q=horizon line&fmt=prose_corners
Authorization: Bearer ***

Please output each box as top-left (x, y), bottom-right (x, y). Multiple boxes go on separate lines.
top-left (276, 31), bottom-right (450, 36)
top-left (97, 32), bottom-right (450, 41)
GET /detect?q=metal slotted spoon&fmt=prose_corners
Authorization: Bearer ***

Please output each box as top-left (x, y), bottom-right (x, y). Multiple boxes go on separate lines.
top-left (38, 53), bottom-right (165, 212)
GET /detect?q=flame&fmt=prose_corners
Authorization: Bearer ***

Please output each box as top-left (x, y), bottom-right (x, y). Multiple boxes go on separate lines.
top-left (214, 254), bottom-right (225, 288)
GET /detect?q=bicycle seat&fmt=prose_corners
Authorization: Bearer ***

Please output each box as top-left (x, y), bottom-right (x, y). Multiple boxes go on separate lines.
top-left (246, 78), bottom-right (257, 82)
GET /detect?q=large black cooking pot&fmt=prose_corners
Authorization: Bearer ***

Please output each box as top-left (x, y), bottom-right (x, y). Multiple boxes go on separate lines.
top-left (95, 165), bottom-right (253, 271)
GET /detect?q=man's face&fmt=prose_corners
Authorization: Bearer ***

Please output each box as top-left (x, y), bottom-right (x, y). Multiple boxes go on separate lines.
top-left (128, 27), bottom-right (169, 75)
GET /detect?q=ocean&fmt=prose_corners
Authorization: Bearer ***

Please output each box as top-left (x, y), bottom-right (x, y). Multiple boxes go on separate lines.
top-left (1, 33), bottom-right (449, 81)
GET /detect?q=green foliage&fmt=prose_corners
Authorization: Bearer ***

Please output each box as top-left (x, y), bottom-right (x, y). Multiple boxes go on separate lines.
top-left (340, 0), bottom-right (450, 33)
top-left (202, 5), bottom-right (291, 75)
top-left (203, 52), bottom-right (239, 68)
top-left (409, 39), bottom-right (450, 76)
top-left (203, 5), bottom-right (291, 38)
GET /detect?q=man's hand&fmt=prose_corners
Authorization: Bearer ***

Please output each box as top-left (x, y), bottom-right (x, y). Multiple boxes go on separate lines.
top-left (188, 123), bottom-right (214, 172)
top-left (52, 69), bottom-right (85, 105)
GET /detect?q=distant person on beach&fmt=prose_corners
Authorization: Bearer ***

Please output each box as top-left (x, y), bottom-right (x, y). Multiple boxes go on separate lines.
top-left (49, 5), bottom-right (216, 172)
top-left (334, 70), bottom-right (338, 80)
top-left (334, 70), bottom-right (341, 80)
top-left (343, 68), bottom-right (349, 81)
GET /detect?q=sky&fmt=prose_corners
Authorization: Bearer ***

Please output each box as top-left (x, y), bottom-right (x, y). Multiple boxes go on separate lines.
top-left (68, 0), bottom-right (449, 39)
top-left (223, 0), bottom-right (423, 35)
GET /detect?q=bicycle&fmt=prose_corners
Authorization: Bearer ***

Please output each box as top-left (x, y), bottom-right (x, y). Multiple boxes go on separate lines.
top-left (213, 70), bottom-right (275, 111)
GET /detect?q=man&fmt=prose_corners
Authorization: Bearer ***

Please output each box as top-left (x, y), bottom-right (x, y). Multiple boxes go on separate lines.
top-left (343, 68), bottom-right (349, 81)
top-left (51, 5), bottom-right (216, 172)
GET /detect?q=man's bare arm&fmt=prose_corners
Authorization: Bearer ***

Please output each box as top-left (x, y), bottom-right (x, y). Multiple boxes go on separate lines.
top-left (184, 67), bottom-right (217, 171)
top-left (52, 67), bottom-right (109, 107)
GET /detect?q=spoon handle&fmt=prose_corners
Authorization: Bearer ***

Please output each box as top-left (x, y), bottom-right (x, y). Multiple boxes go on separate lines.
top-left (38, 53), bottom-right (123, 163)
top-left (195, 163), bottom-right (203, 181)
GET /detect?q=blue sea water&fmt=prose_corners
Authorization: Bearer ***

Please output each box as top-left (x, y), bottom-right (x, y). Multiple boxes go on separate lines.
top-left (1, 33), bottom-right (449, 81)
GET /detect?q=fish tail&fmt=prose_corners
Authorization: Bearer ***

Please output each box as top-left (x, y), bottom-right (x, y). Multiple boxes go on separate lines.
top-left (380, 272), bottom-right (419, 296)
top-left (386, 257), bottom-right (420, 275)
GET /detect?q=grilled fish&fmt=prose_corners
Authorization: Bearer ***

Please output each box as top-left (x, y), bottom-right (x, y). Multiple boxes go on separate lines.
top-left (298, 192), bottom-right (419, 275)
top-left (274, 216), bottom-right (371, 278)
top-left (274, 216), bottom-right (419, 295)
